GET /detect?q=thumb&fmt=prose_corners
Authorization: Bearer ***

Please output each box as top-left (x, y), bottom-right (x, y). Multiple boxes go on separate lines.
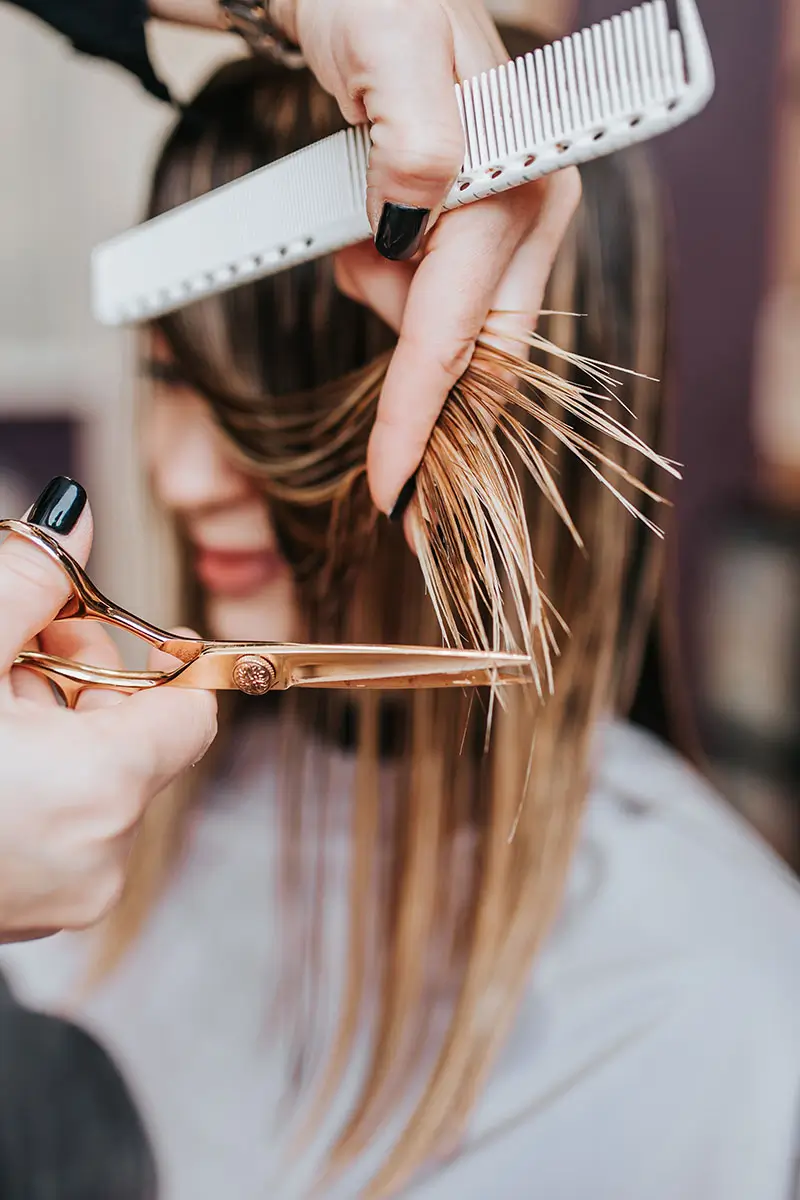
top-left (0, 477), bottom-right (92, 675)
top-left (84, 624), bottom-right (217, 797)
top-left (86, 678), bottom-right (218, 797)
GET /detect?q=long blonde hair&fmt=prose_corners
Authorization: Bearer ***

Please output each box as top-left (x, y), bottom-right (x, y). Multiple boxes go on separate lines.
top-left (104, 41), bottom-right (672, 1197)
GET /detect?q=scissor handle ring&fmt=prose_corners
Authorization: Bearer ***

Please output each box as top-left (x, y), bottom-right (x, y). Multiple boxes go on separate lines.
top-left (0, 519), bottom-right (174, 648)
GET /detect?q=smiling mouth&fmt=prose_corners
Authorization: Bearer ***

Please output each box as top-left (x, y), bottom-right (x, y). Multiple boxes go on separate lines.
top-left (193, 546), bottom-right (287, 598)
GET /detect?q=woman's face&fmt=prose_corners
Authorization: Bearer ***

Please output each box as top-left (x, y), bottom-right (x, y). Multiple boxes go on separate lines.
top-left (142, 334), bottom-right (298, 643)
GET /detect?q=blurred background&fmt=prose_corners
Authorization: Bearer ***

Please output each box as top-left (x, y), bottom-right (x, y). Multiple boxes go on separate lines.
top-left (0, 0), bottom-right (798, 860)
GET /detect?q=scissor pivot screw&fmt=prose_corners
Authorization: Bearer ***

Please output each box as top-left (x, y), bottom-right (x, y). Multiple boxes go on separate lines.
top-left (232, 655), bottom-right (277, 696)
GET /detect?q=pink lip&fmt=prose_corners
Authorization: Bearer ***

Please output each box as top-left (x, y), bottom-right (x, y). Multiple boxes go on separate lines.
top-left (193, 546), bottom-right (287, 599)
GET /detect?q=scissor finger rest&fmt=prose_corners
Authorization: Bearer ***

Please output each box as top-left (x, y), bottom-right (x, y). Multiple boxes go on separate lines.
top-left (14, 650), bottom-right (172, 709)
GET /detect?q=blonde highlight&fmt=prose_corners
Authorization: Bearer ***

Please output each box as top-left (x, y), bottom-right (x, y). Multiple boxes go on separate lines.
top-left (97, 44), bottom-right (673, 1197)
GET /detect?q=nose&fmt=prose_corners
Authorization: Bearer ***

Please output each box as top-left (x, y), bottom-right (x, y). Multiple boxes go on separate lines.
top-left (145, 392), bottom-right (250, 516)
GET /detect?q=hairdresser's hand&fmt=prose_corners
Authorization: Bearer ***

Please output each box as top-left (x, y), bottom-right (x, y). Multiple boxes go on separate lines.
top-left (0, 478), bottom-right (217, 942)
top-left (276, 0), bottom-right (581, 518)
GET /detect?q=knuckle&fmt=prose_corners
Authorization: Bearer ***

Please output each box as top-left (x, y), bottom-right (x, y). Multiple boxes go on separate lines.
top-left (439, 337), bottom-right (475, 383)
top-left (0, 544), bottom-right (66, 603)
top-left (385, 131), bottom-right (464, 191)
top-left (70, 867), bottom-right (126, 929)
top-left (113, 781), bottom-right (148, 834)
top-left (442, 341), bottom-right (475, 386)
top-left (405, 330), bottom-right (474, 387)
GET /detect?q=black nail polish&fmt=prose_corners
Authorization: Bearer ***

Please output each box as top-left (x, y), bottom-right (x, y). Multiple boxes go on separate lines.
top-left (28, 477), bottom-right (87, 535)
top-left (375, 203), bottom-right (430, 261)
top-left (389, 474), bottom-right (417, 523)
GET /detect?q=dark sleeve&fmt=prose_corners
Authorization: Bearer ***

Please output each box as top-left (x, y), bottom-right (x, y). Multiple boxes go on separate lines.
top-left (0, 976), bottom-right (158, 1199)
top-left (6, 0), bottom-right (172, 102)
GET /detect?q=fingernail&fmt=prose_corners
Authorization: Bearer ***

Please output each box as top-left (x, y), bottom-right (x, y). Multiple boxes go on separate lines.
top-left (389, 474), bottom-right (417, 523)
top-left (28, 477), bottom-right (87, 534)
top-left (375, 204), bottom-right (430, 261)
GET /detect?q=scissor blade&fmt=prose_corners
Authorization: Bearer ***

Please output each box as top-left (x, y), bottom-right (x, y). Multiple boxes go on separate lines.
top-left (165, 644), bottom-right (532, 692)
top-left (283, 645), bottom-right (531, 689)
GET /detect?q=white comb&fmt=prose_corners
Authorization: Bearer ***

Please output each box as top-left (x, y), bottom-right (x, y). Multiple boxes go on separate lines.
top-left (92, 0), bottom-right (713, 327)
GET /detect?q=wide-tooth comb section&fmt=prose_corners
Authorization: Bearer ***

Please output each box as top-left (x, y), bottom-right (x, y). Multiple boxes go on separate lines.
top-left (92, 1), bottom-right (713, 327)
top-left (456, 1), bottom-right (696, 171)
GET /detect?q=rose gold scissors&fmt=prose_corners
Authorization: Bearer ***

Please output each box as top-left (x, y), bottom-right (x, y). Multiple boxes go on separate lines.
top-left (4, 520), bottom-right (531, 709)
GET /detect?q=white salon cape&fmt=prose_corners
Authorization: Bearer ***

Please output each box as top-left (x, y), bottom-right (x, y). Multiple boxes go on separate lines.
top-left (2, 721), bottom-right (800, 1200)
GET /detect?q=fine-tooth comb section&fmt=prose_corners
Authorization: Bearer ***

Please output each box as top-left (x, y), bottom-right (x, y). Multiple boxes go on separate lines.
top-left (91, 0), bottom-right (713, 327)
top-left (92, 127), bottom-right (374, 326)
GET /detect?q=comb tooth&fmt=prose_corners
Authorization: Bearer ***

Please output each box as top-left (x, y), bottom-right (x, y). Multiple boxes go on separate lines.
top-left (543, 44), bottom-right (562, 138)
top-left (535, 48), bottom-right (554, 139)
top-left (359, 127), bottom-right (370, 199)
top-left (477, 77), bottom-right (491, 163)
top-left (622, 10), bottom-right (644, 112)
top-left (464, 77), bottom-right (483, 167)
top-left (563, 34), bottom-right (582, 132)
top-left (592, 23), bottom-right (612, 119)
top-left (581, 27), bottom-right (602, 124)
top-left (352, 126), bottom-right (369, 208)
top-left (518, 55), bottom-right (536, 149)
top-left (473, 74), bottom-right (491, 165)
top-left (553, 38), bottom-right (573, 134)
top-left (345, 127), bottom-right (358, 206)
top-left (612, 15), bottom-right (632, 112)
top-left (643, 3), bottom-right (665, 103)
top-left (601, 19), bottom-right (622, 116)
top-left (653, 0), bottom-right (676, 99)
top-left (571, 32), bottom-right (592, 128)
top-left (524, 53), bottom-right (545, 146)
top-left (506, 58), bottom-right (525, 153)
top-left (488, 68), bottom-right (508, 158)
top-left (480, 72), bottom-right (498, 162)
top-left (525, 52), bottom-right (544, 145)
top-left (497, 62), bottom-right (516, 153)
top-left (455, 83), bottom-right (469, 170)
top-left (496, 63), bottom-right (515, 153)
top-left (670, 28), bottom-right (687, 90)
top-left (633, 5), bottom-right (654, 107)
top-left (461, 77), bottom-right (480, 170)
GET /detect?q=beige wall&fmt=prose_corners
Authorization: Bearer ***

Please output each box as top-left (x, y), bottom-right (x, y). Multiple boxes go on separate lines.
top-left (0, 10), bottom-right (238, 629)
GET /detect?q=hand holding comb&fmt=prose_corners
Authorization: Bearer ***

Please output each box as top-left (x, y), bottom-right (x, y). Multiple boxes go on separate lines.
top-left (92, 0), bottom-right (714, 326)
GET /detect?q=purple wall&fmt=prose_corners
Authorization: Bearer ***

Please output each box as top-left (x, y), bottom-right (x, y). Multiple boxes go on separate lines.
top-left (577, 0), bottom-right (783, 722)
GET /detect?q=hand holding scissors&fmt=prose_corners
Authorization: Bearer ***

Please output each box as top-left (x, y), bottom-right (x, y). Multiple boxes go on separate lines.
top-left (4, 519), bottom-right (531, 710)
top-left (0, 483), bottom-right (216, 940)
